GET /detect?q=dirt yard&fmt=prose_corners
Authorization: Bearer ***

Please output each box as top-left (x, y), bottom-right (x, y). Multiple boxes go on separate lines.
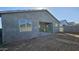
top-left (0, 33), bottom-right (79, 51)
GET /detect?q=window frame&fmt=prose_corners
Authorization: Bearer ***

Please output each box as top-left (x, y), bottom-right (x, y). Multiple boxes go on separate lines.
top-left (18, 19), bottom-right (32, 32)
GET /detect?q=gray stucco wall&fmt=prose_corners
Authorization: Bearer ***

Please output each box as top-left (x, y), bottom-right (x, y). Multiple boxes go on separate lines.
top-left (64, 26), bottom-right (79, 33)
top-left (1, 10), bottom-right (59, 43)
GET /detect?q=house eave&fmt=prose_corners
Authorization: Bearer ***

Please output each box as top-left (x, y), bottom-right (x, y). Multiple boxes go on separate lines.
top-left (0, 9), bottom-right (47, 14)
top-left (45, 10), bottom-right (60, 23)
top-left (0, 9), bottom-right (60, 23)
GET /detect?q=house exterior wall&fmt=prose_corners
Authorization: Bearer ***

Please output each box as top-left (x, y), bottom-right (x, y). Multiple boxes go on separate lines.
top-left (1, 10), bottom-right (59, 43)
top-left (59, 25), bottom-right (64, 32)
top-left (53, 20), bottom-right (60, 33)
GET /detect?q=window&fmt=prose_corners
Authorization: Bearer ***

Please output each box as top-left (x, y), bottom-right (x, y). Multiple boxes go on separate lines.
top-left (53, 22), bottom-right (58, 27)
top-left (19, 19), bottom-right (32, 32)
top-left (39, 22), bottom-right (52, 32)
top-left (55, 23), bottom-right (58, 27)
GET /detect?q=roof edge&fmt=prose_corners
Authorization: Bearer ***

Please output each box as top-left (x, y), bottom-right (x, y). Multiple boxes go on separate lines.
top-left (45, 10), bottom-right (60, 23)
top-left (0, 9), bottom-right (46, 14)
top-left (0, 9), bottom-right (60, 23)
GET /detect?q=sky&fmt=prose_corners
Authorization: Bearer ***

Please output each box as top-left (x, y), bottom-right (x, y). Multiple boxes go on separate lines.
top-left (0, 7), bottom-right (79, 28)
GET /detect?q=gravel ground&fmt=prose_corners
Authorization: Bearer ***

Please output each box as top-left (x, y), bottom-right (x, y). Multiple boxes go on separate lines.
top-left (0, 33), bottom-right (79, 51)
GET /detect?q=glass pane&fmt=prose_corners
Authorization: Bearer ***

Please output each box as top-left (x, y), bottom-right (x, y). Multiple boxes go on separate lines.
top-left (39, 22), bottom-right (52, 32)
top-left (19, 19), bottom-right (32, 32)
